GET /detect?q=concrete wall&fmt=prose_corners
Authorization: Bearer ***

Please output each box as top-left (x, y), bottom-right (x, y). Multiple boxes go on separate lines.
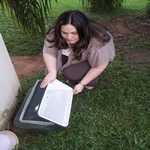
top-left (0, 34), bottom-right (20, 129)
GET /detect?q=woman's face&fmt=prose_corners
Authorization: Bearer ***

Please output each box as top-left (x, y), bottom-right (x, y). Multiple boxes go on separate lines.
top-left (61, 24), bottom-right (79, 45)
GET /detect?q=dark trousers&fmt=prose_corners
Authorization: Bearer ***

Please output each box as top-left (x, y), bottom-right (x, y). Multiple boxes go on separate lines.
top-left (62, 60), bottom-right (98, 86)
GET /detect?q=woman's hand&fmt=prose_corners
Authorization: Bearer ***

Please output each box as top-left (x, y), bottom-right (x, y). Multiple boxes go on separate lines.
top-left (40, 72), bottom-right (56, 88)
top-left (73, 83), bottom-right (84, 95)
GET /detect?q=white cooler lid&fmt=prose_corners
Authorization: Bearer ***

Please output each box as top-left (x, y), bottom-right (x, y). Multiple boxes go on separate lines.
top-left (38, 79), bottom-right (73, 127)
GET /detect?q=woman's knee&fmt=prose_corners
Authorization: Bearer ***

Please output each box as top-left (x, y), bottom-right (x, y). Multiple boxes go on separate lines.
top-left (63, 61), bottom-right (90, 81)
top-left (63, 66), bottom-right (78, 80)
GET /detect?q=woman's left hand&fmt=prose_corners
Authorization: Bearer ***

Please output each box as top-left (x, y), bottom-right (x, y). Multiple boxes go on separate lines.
top-left (73, 83), bottom-right (84, 95)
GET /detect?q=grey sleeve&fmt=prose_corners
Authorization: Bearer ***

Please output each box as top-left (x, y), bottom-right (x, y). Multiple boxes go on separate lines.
top-left (88, 38), bottom-right (115, 67)
top-left (43, 31), bottom-right (57, 57)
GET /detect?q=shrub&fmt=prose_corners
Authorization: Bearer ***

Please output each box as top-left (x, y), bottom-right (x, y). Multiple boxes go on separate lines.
top-left (82, 0), bottom-right (124, 12)
top-left (146, 1), bottom-right (150, 17)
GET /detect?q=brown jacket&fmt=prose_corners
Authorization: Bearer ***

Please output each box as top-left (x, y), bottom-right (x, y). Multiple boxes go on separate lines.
top-left (43, 31), bottom-right (115, 73)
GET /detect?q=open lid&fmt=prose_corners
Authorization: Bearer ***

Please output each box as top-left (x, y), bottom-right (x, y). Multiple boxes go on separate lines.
top-left (38, 79), bottom-right (73, 127)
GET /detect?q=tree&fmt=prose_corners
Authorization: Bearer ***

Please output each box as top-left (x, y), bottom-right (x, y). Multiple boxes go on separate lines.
top-left (146, 0), bottom-right (150, 17)
top-left (0, 0), bottom-right (53, 34)
top-left (81, 0), bottom-right (124, 12)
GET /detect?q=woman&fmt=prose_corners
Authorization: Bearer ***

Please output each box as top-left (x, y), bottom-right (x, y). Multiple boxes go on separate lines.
top-left (40, 10), bottom-right (115, 94)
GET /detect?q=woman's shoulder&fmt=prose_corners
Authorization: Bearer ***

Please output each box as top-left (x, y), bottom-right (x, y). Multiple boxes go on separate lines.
top-left (86, 33), bottom-right (115, 61)
top-left (43, 28), bottom-right (56, 52)
top-left (89, 31), bottom-right (114, 49)
top-left (46, 28), bottom-right (55, 41)
top-left (87, 32), bottom-right (115, 66)
top-left (87, 37), bottom-right (106, 52)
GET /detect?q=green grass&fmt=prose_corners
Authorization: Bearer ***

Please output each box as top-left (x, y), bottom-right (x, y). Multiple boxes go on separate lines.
top-left (50, 0), bottom-right (83, 17)
top-left (16, 59), bottom-right (150, 150)
top-left (0, 8), bottom-right (43, 56)
top-left (123, 0), bottom-right (148, 10)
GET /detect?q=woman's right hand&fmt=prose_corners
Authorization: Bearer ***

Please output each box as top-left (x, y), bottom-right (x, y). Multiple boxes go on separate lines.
top-left (40, 72), bottom-right (56, 88)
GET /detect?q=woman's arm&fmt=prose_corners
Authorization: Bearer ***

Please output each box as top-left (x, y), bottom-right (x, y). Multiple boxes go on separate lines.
top-left (43, 52), bottom-right (57, 74)
top-left (40, 52), bottom-right (57, 88)
top-left (73, 63), bottom-right (108, 94)
top-left (80, 63), bottom-right (108, 86)
top-left (40, 30), bottom-right (58, 88)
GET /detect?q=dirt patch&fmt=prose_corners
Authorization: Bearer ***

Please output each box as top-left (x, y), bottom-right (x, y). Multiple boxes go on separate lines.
top-left (125, 49), bottom-right (150, 64)
top-left (99, 17), bottom-right (132, 38)
top-left (11, 54), bottom-right (45, 78)
top-left (110, 16), bottom-right (150, 67)
top-left (128, 16), bottom-right (150, 35)
top-left (109, 18), bottom-right (131, 37)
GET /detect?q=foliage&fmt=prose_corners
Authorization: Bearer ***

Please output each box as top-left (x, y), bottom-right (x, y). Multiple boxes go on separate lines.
top-left (146, 0), bottom-right (150, 17)
top-left (81, 0), bottom-right (124, 12)
top-left (0, 8), bottom-right (43, 56)
top-left (0, 0), bottom-right (54, 35)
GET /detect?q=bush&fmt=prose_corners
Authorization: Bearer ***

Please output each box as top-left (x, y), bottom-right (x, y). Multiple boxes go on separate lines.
top-left (146, 1), bottom-right (150, 17)
top-left (82, 0), bottom-right (124, 12)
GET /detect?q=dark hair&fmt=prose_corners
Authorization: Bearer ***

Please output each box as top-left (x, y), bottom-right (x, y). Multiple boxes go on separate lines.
top-left (46, 10), bottom-right (110, 59)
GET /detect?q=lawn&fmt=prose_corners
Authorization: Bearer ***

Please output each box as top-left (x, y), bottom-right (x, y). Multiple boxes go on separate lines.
top-left (123, 0), bottom-right (148, 10)
top-left (0, 0), bottom-right (150, 149)
top-left (17, 59), bottom-right (150, 150)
